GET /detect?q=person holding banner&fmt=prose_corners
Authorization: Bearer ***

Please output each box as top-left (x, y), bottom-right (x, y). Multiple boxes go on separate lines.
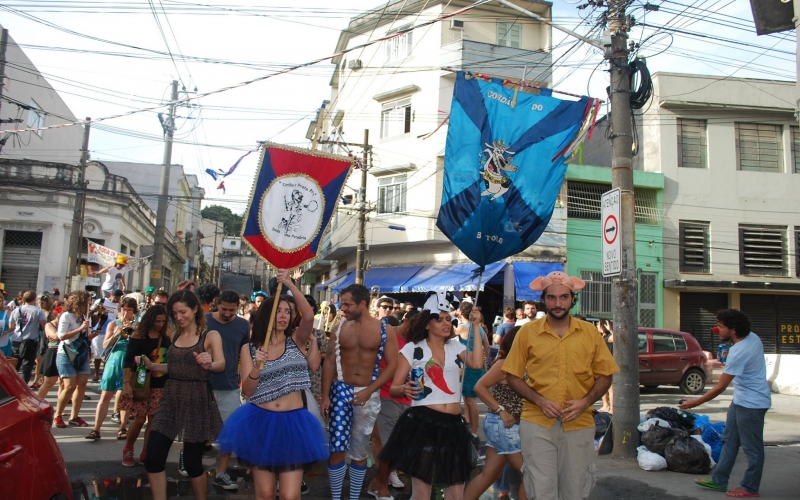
top-left (216, 269), bottom-right (327, 500)
top-left (378, 292), bottom-right (484, 500)
top-left (98, 255), bottom-right (129, 298)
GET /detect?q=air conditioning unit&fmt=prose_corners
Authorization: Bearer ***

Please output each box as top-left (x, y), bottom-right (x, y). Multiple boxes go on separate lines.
top-left (450, 19), bottom-right (464, 30)
top-left (348, 59), bottom-right (363, 70)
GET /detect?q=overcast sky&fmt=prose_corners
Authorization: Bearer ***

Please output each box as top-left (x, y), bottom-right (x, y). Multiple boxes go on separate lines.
top-left (0, 0), bottom-right (794, 214)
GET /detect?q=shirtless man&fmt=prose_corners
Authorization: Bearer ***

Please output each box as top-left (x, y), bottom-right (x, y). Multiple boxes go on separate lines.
top-left (321, 284), bottom-right (399, 500)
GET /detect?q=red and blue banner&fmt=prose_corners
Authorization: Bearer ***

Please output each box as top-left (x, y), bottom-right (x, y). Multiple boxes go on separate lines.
top-left (242, 143), bottom-right (352, 269)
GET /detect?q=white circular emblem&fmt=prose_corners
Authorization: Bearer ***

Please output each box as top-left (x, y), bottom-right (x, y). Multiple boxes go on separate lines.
top-left (259, 174), bottom-right (324, 253)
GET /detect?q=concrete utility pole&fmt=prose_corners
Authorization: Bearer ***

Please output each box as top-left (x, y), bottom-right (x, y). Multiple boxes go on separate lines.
top-left (607, 1), bottom-right (639, 459)
top-left (0, 28), bottom-right (8, 121)
top-left (355, 129), bottom-right (369, 285)
top-left (150, 80), bottom-right (179, 290)
top-left (65, 118), bottom-right (91, 293)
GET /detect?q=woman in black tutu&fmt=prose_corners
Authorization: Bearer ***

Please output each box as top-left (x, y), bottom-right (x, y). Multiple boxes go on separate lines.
top-left (216, 269), bottom-right (327, 500)
top-left (379, 292), bottom-right (485, 499)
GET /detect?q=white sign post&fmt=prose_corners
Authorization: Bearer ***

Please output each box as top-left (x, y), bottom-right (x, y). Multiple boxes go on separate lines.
top-left (601, 188), bottom-right (621, 277)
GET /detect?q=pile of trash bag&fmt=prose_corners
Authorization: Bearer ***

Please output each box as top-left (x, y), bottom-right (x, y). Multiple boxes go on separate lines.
top-left (694, 415), bottom-right (726, 462)
top-left (664, 435), bottom-right (712, 474)
top-left (646, 406), bottom-right (696, 431)
top-left (636, 408), bottom-right (721, 473)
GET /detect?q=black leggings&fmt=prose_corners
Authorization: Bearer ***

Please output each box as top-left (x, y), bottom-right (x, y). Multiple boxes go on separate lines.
top-left (144, 431), bottom-right (206, 478)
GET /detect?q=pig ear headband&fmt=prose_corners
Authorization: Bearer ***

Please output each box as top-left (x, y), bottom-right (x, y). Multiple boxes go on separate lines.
top-left (529, 271), bottom-right (586, 292)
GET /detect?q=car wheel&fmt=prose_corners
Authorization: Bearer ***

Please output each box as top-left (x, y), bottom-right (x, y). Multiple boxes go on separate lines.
top-left (680, 369), bottom-right (705, 395)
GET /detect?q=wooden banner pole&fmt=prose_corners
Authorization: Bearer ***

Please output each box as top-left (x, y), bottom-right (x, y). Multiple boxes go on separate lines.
top-left (259, 281), bottom-right (283, 370)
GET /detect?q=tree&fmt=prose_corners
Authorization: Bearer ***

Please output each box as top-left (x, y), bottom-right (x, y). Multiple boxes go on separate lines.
top-left (201, 205), bottom-right (243, 235)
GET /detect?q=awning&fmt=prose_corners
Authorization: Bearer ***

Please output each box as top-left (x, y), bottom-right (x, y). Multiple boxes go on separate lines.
top-left (400, 262), bottom-right (506, 292)
top-left (315, 271), bottom-right (353, 291)
top-left (513, 262), bottom-right (564, 300)
top-left (329, 266), bottom-right (425, 293)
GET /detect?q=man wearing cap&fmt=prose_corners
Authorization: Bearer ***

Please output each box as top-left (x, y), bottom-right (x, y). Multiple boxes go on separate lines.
top-left (503, 271), bottom-right (619, 500)
top-left (99, 256), bottom-right (129, 298)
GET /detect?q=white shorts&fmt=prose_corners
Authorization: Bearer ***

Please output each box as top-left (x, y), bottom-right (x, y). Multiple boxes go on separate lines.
top-left (214, 389), bottom-right (243, 422)
top-left (91, 335), bottom-right (105, 359)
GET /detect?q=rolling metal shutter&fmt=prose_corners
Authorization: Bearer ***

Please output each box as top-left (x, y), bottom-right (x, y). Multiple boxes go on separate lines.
top-left (740, 294), bottom-right (777, 354)
top-left (1, 231), bottom-right (43, 298)
top-left (680, 292), bottom-right (728, 352)
top-left (777, 295), bottom-right (800, 354)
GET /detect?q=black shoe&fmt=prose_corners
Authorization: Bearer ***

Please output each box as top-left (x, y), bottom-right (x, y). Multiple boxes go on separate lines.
top-left (301, 481), bottom-right (309, 495)
top-left (212, 472), bottom-right (238, 490)
top-left (178, 449), bottom-right (188, 477)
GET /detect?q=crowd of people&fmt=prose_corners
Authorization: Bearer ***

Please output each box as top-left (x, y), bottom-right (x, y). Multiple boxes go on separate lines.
top-left (0, 266), bottom-right (770, 500)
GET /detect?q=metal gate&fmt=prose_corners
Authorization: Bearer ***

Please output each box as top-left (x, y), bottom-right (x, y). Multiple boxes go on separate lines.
top-left (639, 272), bottom-right (657, 327)
top-left (1, 231), bottom-right (43, 298)
top-left (740, 294), bottom-right (777, 354)
top-left (680, 292), bottom-right (728, 352)
top-left (776, 296), bottom-right (800, 354)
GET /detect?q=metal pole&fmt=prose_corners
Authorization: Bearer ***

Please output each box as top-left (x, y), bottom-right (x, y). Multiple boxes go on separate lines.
top-left (210, 224), bottom-right (219, 285)
top-left (0, 29), bottom-right (8, 121)
top-left (607, 1), bottom-right (639, 459)
top-left (150, 80), bottom-right (179, 289)
top-left (65, 118), bottom-right (91, 293)
top-left (355, 129), bottom-right (369, 285)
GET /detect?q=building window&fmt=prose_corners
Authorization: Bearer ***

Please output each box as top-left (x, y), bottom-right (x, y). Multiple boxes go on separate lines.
top-left (679, 221), bottom-right (710, 273)
top-left (639, 272), bottom-right (657, 328)
top-left (579, 270), bottom-right (613, 317)
top-left (791, 126), bottom-right (800, 174)
top-left (677, 119), bottom-right (707, 168)
top-left (27, 99), bottom-right (45, 137)
top-left (739, 224), bottom-right (787, 276)
top-left (496, 22), bottom-right (521, 48)
top-left (381, 98), bottom-right (411, 139)
top-left (377, 174), bottom-right (407, 214)
top-left (385, 26), bottom-right (413, 62)
top-left (736, 123), bottom-right (783, 172)
top-left (566, 181), bottom-right (660, 225)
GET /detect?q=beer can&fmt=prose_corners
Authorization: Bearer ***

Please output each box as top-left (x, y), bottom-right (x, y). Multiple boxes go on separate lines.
top-left (409, 367), bottom-right (426, 401)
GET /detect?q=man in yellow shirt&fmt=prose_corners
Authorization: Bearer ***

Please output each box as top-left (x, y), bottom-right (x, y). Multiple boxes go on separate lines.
top-left (502, 271), bottom-right (619, 500)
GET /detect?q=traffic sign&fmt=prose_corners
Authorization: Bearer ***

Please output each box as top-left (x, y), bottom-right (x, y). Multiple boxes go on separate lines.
top-left (602, 188), bottom-right (621, 277)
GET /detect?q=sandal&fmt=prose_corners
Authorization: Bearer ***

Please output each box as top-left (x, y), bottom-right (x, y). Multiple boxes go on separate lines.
top-left (85, 430), bottom-right (101, 440)
top-left (117, 429), bottom-right (128, 440)
top-left (726, 488), bottom-right (759, 498)
top-left (695, 478), bottom-right (726, 492)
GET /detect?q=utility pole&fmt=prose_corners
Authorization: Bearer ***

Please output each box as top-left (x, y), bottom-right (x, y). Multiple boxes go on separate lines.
top-left (355, 129), bottom-right (369, 285)
top-left (209, 224), bottom-right (220, 285)
top-left (150, 80), bottom-right (179, 290)
top-left (65, 118), bottom-right (91, 293)
top-left (607, 1), bottom-right (639, 459)
top-left (0, 28), bottom-right (8, 122)
top-left (310, 102), bottom-right (327, 150)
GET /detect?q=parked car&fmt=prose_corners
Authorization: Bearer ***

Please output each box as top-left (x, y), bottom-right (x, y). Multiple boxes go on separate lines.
top-left (638, 328), bottom-right (711, 395)
top-left (0, 352), bottom-right (72, 500)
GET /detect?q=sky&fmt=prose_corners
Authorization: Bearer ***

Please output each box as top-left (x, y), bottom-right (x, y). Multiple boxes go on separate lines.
top-left (0, 0), bottom-right (795, 215)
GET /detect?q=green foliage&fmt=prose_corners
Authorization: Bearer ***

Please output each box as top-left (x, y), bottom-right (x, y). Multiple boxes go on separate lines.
top-left (201, 205), bottom-right (243, 235)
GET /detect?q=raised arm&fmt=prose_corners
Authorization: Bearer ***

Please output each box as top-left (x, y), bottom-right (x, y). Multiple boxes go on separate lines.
top-left (280, 269), bottom-right (314, 344)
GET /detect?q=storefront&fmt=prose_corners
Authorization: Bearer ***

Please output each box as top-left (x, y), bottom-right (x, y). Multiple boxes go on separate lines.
top-left (740, 294), bottom-right (800, 354)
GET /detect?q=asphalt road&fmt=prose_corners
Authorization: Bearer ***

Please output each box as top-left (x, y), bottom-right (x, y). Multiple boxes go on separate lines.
top-left (52, 382), bottom-right (800, 499)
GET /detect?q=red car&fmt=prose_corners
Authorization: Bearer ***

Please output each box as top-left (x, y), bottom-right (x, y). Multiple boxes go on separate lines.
top-left (638, 328), bottom-right (711, 395)
top-left (0, 352), bottom-right (72, 500)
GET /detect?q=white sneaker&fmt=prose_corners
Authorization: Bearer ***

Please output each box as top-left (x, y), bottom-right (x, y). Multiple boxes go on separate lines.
top-left (388, 471), bottom-right (404, 489)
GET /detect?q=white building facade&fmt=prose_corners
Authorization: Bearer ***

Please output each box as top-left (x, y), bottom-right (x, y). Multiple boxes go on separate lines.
top-left (308, 0), bottom-right (561, 312)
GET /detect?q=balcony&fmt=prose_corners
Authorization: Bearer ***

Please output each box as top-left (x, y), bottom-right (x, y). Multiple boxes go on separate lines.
top-left (441, 40), bottom-right (552, 84)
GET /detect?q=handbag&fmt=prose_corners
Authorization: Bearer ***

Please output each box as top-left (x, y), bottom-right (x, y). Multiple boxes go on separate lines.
top-left (128, 334), bottom-right (162, 402)
top-left (63, 334), bottom-right (90, 370)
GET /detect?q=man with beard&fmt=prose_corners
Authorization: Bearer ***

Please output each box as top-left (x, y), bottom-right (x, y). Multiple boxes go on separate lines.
top-left (321, 284), bottom-right (398, 500)
top-left (503, 272), bottom-right (618, 500)
top-left (515, 300), bottom-right (538, 326)
top-left (680, 309), bottom-right (771, 498)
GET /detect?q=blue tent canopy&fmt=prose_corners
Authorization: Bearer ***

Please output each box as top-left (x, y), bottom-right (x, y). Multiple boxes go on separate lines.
top-left (400, 262), bottom-right (506, 292)
top-left (362, 265), bottom-right (424, 293)
top-left (513, 262), bottom-right (564, 300)
top-left (315, 271), bottom-right (353, 291)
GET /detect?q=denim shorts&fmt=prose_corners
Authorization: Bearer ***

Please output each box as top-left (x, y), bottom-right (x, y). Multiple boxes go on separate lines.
top-left (56, 350), bottom-right (91, 377)
top-left (483, 411), bottom-right (522, 455)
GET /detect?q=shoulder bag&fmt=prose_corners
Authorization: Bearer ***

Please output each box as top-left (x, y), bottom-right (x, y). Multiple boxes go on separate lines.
top-left (63, 331), bottom-right (90, 370)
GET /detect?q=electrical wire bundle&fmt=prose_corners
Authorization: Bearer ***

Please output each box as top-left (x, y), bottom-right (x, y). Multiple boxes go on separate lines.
top-left (629, 57), bottom-right (653, 109)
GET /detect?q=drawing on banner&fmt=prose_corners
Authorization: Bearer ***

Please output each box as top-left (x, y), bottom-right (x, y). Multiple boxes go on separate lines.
top-left (260, 175), bottom-right (323, 250)
top-left (479, 140), bottom-right (517, 201)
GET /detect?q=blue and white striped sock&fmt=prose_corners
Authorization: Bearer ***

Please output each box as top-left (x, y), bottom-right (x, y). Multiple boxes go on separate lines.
top-left (349, 462), bottom-right (367, 500)
top-left (328, 461), bottom-right (347, 500)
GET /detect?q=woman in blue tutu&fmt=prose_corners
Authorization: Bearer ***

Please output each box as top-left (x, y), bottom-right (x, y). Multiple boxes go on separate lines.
top-left (217, 269), bottom-right (328, 500)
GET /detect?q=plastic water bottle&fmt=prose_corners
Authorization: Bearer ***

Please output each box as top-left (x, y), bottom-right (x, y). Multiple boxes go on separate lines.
top-left (718, 344), bottom-right (728, 364)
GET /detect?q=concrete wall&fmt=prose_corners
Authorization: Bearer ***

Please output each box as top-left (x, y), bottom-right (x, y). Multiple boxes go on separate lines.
top-left (0, 26), bottom-right (84, 165)
top-left (765, 354), bottom-right (800, 396)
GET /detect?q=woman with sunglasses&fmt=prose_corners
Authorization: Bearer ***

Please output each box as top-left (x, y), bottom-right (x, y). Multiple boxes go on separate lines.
top-left (379, 293), bottom-right (484, 500)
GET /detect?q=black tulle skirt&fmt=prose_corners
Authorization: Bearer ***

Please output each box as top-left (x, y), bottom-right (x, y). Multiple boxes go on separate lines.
top-left (378, 406), bottom-right (477, 486)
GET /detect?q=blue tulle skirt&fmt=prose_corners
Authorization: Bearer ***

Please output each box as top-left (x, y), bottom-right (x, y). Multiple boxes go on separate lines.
top-left (217, 403), bottom-right (328, 469)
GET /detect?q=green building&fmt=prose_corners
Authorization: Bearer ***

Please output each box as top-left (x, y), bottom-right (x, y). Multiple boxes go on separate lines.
top-left (564, 164), bottom-right (664, 327)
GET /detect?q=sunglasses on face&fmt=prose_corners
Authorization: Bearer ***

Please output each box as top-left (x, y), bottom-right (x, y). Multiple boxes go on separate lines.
top-left (379, 304), bottom-right (393, 310)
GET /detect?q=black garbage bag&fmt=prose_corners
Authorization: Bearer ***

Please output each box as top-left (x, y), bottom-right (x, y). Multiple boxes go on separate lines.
top-left (647, 406), bottom-right (696, 431)
top-left (664, 436), bottom-right (712, 474)
top-left (642, 426), bottom-right (689, 456)
top-left (594, 412), bottom-right (612, 440)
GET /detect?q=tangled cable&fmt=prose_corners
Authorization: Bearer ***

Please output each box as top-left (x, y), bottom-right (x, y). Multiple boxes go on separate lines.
top-left (629, 58), bottom-right (653, 110)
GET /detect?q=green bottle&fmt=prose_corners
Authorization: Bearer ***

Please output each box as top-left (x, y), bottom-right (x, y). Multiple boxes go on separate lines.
top-left (135, 357), bottom-right (147, 388)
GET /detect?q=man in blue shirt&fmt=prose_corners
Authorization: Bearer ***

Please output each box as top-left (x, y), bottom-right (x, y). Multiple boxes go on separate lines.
top-left (493, 306), bottom-right (516, 345)
top-left (680, 309), bottom-right (771, 498)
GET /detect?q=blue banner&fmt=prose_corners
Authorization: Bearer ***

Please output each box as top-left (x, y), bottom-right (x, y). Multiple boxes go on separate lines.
top-left (437, 72), bottom-right (589, 268)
